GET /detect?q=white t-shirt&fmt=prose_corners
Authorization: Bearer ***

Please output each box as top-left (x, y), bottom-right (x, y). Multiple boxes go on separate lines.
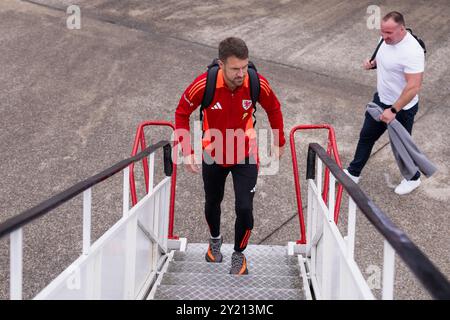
top-left (376, 32), bottom-right (425, 110)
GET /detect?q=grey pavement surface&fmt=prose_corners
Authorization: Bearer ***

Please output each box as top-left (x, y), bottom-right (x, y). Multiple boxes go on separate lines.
top-left (0, 0), bottom-right (449, 299)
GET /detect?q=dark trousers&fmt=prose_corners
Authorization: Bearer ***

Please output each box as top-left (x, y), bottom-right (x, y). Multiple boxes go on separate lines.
top-left (202, 157), bottom-right (258, 252)
top-left (348, 92), bottom-right (419, 178)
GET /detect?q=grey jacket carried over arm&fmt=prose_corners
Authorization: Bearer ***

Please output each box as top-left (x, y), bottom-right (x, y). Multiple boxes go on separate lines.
top-left (365, 102), bottom-right (437, 180)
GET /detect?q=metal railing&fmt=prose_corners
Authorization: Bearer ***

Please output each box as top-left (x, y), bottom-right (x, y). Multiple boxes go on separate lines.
top-left (0, 141), bottom-right (173, 300)
top-left (129, 121), bottom-right (178, 240)
top-left (305, 142), bottom-right (450, 299)
top-left (290, 124), bottom-right (344, 244)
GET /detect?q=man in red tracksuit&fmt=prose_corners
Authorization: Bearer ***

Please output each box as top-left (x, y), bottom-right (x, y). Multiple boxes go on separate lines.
top-left (175, 37), bottom-right (285, 275)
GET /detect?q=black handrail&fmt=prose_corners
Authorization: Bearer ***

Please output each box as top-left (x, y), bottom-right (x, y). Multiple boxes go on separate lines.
top-left (306, 143), bottom-right (450, 300)
top-left (0, 140), bottom-right (173, 239)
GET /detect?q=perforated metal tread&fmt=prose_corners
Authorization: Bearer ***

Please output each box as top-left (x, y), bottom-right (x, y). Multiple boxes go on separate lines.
top-left (174, 243), bottom-right (297, 265)
top-left (167, 261), bottom-right (299, 277)
top-left (161, 272), bottom-right (302, 289)
top-left (154, 285), bottom-right (304, 300)
top-left (152, 243), bottom-right (305, 300)
top-left (185, 243), bottom-right (288, 256)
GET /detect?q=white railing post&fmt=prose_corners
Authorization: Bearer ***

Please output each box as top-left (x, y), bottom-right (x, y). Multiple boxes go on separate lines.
top-left (159, 182), bottom-right (165, 248)
top-left (123, 167), bottom-right (130, 217)
top-left (382, 240), bottom-right (396, 300)
top-left (320, 223), bottom-right (332, 299)
top-left (161, 181), bottom-right (170, 250)
top-left (339, 255), bottom-right (349, 299)
top-left (346, 197), bottom-right (357, 258)
top-left (155, 189), bottom-right (161, 264)
top-left (310, 194), bottom-right (317, 282)
top-left (123, 216), bottom-right (137, 299)
top-left (83, 188), bottom-right (92, 255)
top-left (10, 228), bottom-right (23, 300)
top-left (328, 174), bottom-right (336, 221)
top-left (316, 158), bottom-right (323, 196)
top-left (306, 180), bottom-right (314, 255)
top-left (148, 153), bottom-right (155, 194)
top-left (86, 252), bottom-right (102, 299)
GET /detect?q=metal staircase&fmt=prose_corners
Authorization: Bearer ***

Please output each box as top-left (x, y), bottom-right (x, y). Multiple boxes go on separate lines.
top-left (2, 124), bottom-right (449, 300)
top-left (149, 243), bottom-right (306, 300)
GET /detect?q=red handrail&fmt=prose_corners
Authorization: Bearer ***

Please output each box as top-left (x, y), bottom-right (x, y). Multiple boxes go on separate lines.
top-left (130, 121), bottom-right (179, 240)
top-left (289, 124), bottom-right (344, 244)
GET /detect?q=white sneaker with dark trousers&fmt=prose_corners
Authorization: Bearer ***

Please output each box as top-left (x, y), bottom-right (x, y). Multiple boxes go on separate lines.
top-left (344, 169), bottom-right (360, 184)
top-left (394, 178), bottom-right (421, 195)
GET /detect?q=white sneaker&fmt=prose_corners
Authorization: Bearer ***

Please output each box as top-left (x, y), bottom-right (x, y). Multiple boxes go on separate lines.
top-left (394, 178), bottom-right (421, 195)
top-left (344, 169), bottom-right (360, 184)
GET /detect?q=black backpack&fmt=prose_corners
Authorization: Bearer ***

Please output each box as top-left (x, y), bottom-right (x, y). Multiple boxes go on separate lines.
top-left (200, 59), bottom-right (260, 126)
top-left (369, 28), bottom-right (426, 69)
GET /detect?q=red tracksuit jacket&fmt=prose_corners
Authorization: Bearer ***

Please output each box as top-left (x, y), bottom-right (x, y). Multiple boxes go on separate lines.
top-left (175, 69), bottom-right (285, 167)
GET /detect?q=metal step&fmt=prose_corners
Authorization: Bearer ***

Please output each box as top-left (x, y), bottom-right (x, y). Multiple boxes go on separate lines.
top-left (151, 243), bottom-right (306, 300)
top-left (161, 272), bottom-right (302, 289)
top-left (174, 243), bottom-right (297, 265)
top-left (167, 261), bottom-right (299, 277)
top-left (153, 285), bottom-right (304, 300)
top-left (185, 243), bottom-right (288, 255)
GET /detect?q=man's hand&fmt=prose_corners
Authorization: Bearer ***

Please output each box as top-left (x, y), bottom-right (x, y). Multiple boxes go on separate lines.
top-left (271, 144), bottom-right (285, 159)
top-left (380, 108), bottom-right (396, 124)
top-left (363, 58), bottom-right (376, 70)
top-left (184, 154), bottom-right (200, 174)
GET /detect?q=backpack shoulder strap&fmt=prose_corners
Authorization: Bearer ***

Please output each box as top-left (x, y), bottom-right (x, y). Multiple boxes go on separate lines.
top-left (247, 61), bottom-right (260, 106)
top-left (200, 59), bottom-right (220, 121)
top-left (369, 38), bottom-right (384, 70)
top-left (247, 61), bottom-right (260, 127)
top-left (406, 28), bottom-right (427, 54)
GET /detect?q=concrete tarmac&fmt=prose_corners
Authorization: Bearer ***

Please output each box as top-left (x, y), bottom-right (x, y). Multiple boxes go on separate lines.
top-left (0, 0), bottom-right (449, 299)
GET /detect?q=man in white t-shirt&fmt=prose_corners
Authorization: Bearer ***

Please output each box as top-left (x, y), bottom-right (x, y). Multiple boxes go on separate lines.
top-left (345, 11), bottom-right (425, 195)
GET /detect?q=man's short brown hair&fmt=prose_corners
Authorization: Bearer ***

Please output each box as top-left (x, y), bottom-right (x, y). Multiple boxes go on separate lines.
top-left (218, 37), bottom-right (249, 62)
top-left (383, 11), bottom-right (405, 26)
